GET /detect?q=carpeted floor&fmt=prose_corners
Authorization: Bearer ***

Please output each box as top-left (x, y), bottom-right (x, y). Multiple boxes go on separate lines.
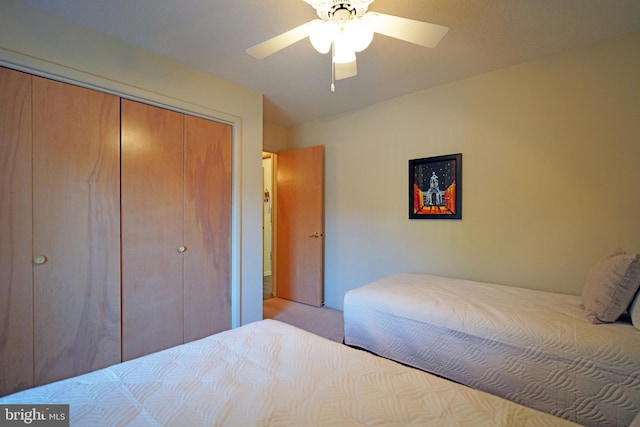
top-left (263, 297), bottom-right (344, 343)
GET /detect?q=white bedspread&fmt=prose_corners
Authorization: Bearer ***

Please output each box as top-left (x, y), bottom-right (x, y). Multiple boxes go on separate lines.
top-left (0, 319), bottom-right (579, 426)
top-left (343, 273), bottom-right (640, 427)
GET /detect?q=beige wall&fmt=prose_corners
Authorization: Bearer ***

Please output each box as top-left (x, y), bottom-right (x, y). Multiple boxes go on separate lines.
top-left (0, 0), bottom-right (265, 325)
top-left (290, 32), bottom-right (640, 309)
top-left (264, 122), bottom-right (289, 153)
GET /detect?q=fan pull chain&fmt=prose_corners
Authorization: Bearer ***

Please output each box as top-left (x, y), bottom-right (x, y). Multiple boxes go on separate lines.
top-left (331, 43), bottom-right (336, 92)
top-left (331, 67), bottom-right (335, 93)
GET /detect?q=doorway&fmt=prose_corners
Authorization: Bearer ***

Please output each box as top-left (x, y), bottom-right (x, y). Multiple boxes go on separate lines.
top-left (263, 152), bottom-right (274, 300)
top-left (262, 146), bottom-right (325, 307)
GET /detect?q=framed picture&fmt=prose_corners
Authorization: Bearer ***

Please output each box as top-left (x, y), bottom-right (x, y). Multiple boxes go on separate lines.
top-left (409, 153), bottom-right (462, 219)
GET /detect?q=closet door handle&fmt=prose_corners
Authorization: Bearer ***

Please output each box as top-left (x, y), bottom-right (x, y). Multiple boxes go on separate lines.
top-left (33, 255), bottom-right (47, 265)
top-left (309, 232), bottom-right (323, 238)
top-left (177, 246), bottom-right (186, 253)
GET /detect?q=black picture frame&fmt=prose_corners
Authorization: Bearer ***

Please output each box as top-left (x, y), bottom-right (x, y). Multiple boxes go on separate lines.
top-left (409, 153), bottom-right (462, 219)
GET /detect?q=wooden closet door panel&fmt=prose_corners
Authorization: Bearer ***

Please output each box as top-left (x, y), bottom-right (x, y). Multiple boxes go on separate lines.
top-left (0, 68), bottom-right (33, 396)
top-left (31, 77), bottom-right (121, 386)
top-left (183, 116), bottom-right (232, 342)
top-left (121, 100), bottom-right (184, 361)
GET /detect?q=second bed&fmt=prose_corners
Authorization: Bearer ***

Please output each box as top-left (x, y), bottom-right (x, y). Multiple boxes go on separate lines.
top-left (344, 273), bottom-right (640, 427)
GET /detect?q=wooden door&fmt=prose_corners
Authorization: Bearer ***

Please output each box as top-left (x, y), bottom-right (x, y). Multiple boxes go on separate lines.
top-left (31, 76), bottom-right (121, 386)
top-left (0, 68), bottom-right (34, 396)
top-left (275, 146), bottom-right (324, 306)
top-left (183, 116), bottom-right (232, 342)
top-left (121, 100), bottom-right (184, 361)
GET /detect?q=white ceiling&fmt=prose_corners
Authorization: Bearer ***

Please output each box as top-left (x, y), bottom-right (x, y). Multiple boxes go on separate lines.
top-left (22, 0), bottom-right (640, 127)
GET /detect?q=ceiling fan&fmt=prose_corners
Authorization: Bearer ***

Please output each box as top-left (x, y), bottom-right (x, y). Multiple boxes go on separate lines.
top-left (246, 0), bottom-right (449, 90)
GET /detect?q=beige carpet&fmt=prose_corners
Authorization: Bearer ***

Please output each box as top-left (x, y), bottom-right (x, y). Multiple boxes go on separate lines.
top-left (263, 297), bottom-right (344, 343)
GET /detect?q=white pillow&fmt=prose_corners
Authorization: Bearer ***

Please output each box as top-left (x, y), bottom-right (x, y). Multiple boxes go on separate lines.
top-left (581, 249), bottom-right (640, 324)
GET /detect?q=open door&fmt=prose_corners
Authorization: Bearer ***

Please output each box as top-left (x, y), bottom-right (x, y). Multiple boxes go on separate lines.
top-left (274, 145), bottom-right (324, 307)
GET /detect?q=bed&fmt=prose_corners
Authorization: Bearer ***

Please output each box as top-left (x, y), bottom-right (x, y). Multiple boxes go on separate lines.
top-left (0, 319), bottom-right (580, 426)
top-left (343, 271), bottom-right (640, 427)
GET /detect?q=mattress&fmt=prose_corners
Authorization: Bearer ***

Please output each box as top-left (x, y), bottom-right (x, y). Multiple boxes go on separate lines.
top-left (343, 273), bottom-right (640, 427)
top-left (0, 319), bottom-right (579, 426)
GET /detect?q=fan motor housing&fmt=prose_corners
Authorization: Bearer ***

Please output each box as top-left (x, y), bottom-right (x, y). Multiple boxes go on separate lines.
top-left (311, 0), bottom-right (373, 20)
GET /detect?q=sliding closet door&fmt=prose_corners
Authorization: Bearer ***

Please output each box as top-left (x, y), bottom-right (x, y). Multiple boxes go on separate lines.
top-left (31, 76), bottom-right (121, 386)
top-left (121, 99), bottom-right (184, 361)
top-left (0, 68), bottom-right (33, 396)
top-left (183, 116), bottom-right (232, 342)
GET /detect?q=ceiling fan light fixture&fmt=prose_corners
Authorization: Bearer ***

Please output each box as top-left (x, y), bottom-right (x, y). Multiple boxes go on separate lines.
top-left (309, 20), bottom-right (334, 54)
top-left (309, 14), bottom-right (374, 57)
top-left (332, 37), bottom-right (356, 64)
top-left (346, 16), bottom-right (374, 52)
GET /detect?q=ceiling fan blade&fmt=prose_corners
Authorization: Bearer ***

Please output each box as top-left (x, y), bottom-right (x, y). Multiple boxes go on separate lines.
top-left (246, 21), bottom-right (314, 59)
top-left (371, 12), bottom-right (449, 48)
top-left (335, 60), bottom-right (357, 80)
